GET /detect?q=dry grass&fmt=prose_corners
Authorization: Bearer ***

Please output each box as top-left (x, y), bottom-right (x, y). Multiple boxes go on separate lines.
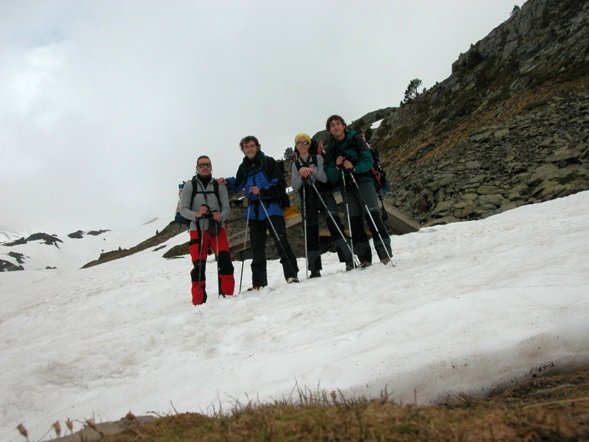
top-left (33, 366), bottom-right (588, 441)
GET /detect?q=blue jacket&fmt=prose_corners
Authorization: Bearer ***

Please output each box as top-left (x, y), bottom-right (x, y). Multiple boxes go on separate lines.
top-left (226, 151), bottom-right (285, 221)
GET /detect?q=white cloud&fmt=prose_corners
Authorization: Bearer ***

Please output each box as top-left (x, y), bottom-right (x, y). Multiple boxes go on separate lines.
top-left (0, 0), bottom-right (518, 232)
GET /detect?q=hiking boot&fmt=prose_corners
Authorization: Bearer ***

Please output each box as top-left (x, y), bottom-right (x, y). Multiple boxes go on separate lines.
top-left (309, 270), bottom-right (321, 278)
top-left (287, 277), bottom-right (300, 284)
top-left (247, 286), bottom-right (263, 291)
top-left (360, 260), bottom-right (372, 269)
top-left (380, 257), bottom-right (391, 265)
top-left (192, 290), bottom-right (208, 305)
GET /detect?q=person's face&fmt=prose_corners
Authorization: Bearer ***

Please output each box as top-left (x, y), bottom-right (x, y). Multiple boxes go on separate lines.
top-left (196, 158), bottom-right (212, 177)
top-left (295, 139), bottom-right (310, 156)
top-left (329, 119), bottom-right (346, 140)
top-left (242, 141), bottom-right (258, 159)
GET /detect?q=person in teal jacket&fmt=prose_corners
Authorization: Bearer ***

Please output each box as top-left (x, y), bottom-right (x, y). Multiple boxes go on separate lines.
top-left (323, 115), bottom-right (392, 267)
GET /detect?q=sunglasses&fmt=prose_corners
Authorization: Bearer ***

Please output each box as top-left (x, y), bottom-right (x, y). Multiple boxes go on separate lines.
top-left (296, 141), bottom-right (309, 146)
top-left (197, 163), bottom-right (212, 168)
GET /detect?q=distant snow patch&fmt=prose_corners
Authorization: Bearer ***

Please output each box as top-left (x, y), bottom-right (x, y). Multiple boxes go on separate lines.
top-left (371, 119), bottom-right (383, 129)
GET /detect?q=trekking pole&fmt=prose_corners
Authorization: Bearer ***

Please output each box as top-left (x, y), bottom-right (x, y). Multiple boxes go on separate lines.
top-left (309, 181), bottom-right (360, 267)
top-left (302, 183), bottom-right (309, 279)
top-left (347, 173), bottom-right (394, 264)
top-left (238, 205), bottom-right (251, 294)
top-left (213, 214), bottom-right (222, 298)
top-left (197, 217), bottom-right (205, 284)
top-left (257, 198), bottom-right (299, 279)
top-left (378, 193), bottom-right (388, 222)
top-left (340, 169), bottom-right (356, 269)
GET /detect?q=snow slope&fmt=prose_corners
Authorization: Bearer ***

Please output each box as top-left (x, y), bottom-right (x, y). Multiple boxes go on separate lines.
top-left (0, 218), bottom-right (173, 271)
top-left (1, 193), bottom-right (588, 441)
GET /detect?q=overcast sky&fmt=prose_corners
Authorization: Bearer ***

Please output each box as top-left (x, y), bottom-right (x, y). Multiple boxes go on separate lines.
top-left (0, 0), bottom-right (519, 233)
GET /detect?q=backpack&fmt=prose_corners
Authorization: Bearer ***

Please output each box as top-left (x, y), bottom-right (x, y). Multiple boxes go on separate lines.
top-left (368, 147), bottom-right (390, 196)
top-left (175, 177), bottom-right (221, 227)
top-left (345, 135), bottom-right (390, 196)
top-left (260, 156), bottom-right (291, 208)
top-left (308, 138), bottom-right (324, 156)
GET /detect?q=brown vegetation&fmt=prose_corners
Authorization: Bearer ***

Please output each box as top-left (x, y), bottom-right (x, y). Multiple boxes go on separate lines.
top-left (43, 366), bottom-right (589, 441)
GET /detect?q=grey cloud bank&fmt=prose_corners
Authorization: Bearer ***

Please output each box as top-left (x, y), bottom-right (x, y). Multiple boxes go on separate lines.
top-left (0, 0), bottom-right (517, 233)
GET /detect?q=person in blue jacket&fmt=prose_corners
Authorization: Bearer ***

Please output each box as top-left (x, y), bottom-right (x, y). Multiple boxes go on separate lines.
top-left (323, 115), bottom-right (392, 267)
top-left (224, 135), bottom-right (299, 290)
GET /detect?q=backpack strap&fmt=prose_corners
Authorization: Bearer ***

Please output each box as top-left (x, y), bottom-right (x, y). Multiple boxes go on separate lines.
top-left (212, 180), bottom-right (221, 209)
top-left (190, 176), bottom-right (199, 210)
top-left (190, 176), bottom-right (222, 210)
top-left (260, 155), bottom-right (277, 185)
top-left (259, 155), bottom-right (290, 208)
top-left (349, 134), bottom-right (365, 156)
top-left (295, 154), bottom-right (317, 171)
top-left (261, 155), bottom-right (270, 179)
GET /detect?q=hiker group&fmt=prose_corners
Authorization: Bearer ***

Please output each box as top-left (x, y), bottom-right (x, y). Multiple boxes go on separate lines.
top-left (177, 115), bottom-right (393, 306)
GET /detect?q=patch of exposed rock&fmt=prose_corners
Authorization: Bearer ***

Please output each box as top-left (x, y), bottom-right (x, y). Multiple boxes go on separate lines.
top-left (0, 260), bottom-right (23, 272)
top-left (5, 233), bottom-right (63, 247)
top-left (68, 229), bottom-right (110, 239)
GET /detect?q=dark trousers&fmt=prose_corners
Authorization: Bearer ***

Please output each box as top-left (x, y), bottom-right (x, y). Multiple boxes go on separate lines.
top-left (343, 179), bottom-right (392, 263)
top-left (300, 186), bottom-right (321, 272)
top-left (249, 216), bottom-right (299, 287)
top-left (317, 186), bottom-right (353, 265)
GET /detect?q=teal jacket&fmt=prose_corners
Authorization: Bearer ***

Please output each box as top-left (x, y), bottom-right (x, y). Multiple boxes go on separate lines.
top-left (324, 129), bottom-right (374, 187)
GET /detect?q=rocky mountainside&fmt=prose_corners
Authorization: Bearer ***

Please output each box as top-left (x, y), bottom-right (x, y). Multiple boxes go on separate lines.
top-left (348, 0), bottom-right (589, 226)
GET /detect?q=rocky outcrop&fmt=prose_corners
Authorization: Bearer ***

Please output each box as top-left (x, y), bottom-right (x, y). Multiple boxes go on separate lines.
top-left (0, 260), bottom-right (23, 272)
top-left (395, 92), bottom-right (589, 225)
top-left (8, 251), bottom-right (26, 264)
top-left (68, 229), bottom-right (110, 239)
top-left (360, 0), bottom-right (589, 226)
top-left (87, 229), bottom-right (109, 236)
top-left (3, 237), bottom-right (27, 246)
top-left (451, 0), bottom-right (589, 78)
top-left (5, 233), bottom-right (63, 247)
